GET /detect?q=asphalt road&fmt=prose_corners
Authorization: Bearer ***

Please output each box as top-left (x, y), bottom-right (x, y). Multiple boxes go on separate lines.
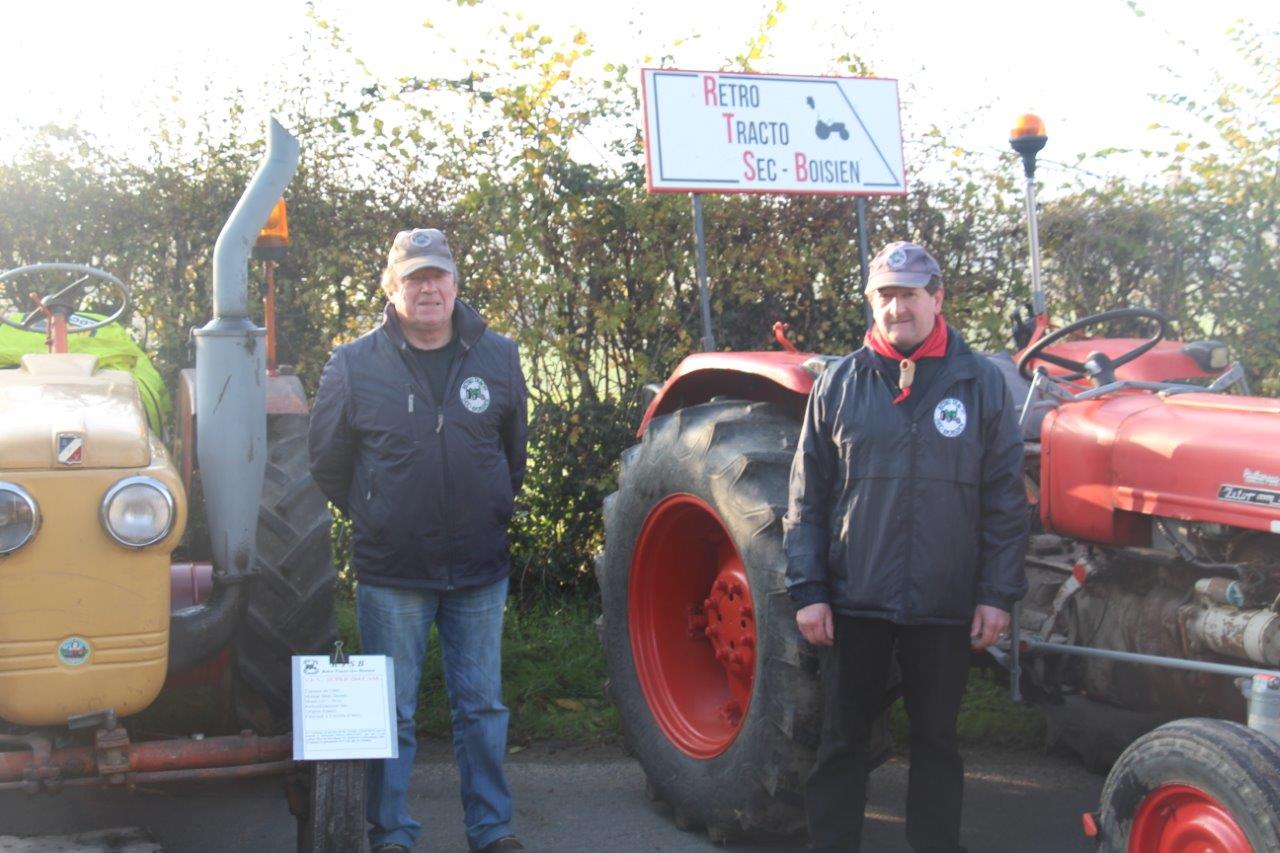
top-left (0, 741), bottom-right (1103, 852)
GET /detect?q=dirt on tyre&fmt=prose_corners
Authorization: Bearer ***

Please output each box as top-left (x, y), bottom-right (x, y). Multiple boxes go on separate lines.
top-left (291, 759), bottom-right (365, 853)
top-left (597, 399), bottom-right (890, 840)
top-left (1098, 717), bottom-right (1280, 852)
top-left (234, 412), bottom-right (338, 734)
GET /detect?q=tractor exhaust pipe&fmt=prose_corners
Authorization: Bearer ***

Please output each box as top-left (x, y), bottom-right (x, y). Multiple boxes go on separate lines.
top-left (170, 118), bottom-right (300, 672)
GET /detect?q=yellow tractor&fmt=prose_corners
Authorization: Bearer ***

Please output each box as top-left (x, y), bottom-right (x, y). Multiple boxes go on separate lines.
top-left (0, 120), bottom-right (358, 851)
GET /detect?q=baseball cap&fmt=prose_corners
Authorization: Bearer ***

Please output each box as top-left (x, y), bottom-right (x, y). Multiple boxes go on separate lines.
top-left (866, 241), bottom-right (941, 292)
top-left (388, 228), bottom-right (456, 278)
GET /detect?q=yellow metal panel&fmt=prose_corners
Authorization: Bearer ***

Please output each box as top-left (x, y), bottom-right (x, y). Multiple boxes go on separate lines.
top-left (0, 354), bottom-right (149, 470)
top-left (0, 438), bottom-right (186, 725)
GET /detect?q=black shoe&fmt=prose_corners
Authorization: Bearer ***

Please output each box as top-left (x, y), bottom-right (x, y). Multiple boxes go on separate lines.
top-left (477, 837), bottom-right (524, 852)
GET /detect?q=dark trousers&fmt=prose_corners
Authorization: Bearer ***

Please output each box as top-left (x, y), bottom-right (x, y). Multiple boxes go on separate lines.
top-left (806, 616), bottom-right (971, 853)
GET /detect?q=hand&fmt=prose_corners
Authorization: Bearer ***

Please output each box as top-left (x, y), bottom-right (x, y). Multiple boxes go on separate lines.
top-left (796, 603), bottom-right (834, 647)
top-left (970, 604), bottom-right (1010, 651)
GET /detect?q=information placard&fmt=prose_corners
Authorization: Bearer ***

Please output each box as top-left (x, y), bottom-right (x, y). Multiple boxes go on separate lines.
top-left (641, 68), bottom-right (905, 196)
top-left (292, 655), bottom-right (397, 761)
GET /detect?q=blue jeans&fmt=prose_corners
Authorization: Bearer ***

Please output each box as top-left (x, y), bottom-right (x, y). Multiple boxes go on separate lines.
top-left (357, 577), bottom-right (513, 850)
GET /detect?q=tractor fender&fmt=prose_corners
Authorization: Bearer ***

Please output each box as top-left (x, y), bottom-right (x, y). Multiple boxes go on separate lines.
top-left (637, 351), bottom-right (817, 437)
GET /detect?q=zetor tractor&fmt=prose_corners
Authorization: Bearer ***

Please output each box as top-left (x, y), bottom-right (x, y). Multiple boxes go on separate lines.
top-left (0, 120), bottom-right (359, 851)
top-left (597, 115), bottom-right (1280, 850)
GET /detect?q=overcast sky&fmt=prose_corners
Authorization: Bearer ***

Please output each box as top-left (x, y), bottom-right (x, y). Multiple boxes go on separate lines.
top-left (2, 0), bottom-right (1271, 184)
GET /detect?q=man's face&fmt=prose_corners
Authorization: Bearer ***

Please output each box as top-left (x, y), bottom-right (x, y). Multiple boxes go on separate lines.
top-left (868, 285), bottom-right (944, 349)
top-left (391, 267), bottom-right (456, 335)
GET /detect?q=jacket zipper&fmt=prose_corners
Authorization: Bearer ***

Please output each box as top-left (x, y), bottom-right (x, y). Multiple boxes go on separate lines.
top-left (904, 420), bottom-right (916, 621)
top-left (438, 342), bottom-right (473, 591)
top-left (393, 338), bottom-right (461, 590)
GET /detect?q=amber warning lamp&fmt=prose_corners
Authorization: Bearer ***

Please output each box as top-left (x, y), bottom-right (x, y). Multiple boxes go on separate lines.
top-left (1010, 114), bottom-right (1048, 316)
top-left (252, 198), bottom-right (290, 262)
top-left (1009, 113), bottom-right (1047, 179)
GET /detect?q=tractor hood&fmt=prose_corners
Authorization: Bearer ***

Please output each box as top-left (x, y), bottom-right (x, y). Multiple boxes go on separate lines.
top-left (0, 353), bottom-right (150, 470)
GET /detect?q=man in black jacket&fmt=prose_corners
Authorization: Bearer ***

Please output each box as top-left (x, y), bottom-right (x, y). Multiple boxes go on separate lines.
top-left (309, 228), bottom-right (528, 853)
top-left (784, 241), bottom-right (1027, 852)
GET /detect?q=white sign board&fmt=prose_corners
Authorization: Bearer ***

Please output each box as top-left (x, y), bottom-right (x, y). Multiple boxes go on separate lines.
top-left (641, 68), bottom-right (905, 196)
top-left (292, 655), bottom-right (397, 761)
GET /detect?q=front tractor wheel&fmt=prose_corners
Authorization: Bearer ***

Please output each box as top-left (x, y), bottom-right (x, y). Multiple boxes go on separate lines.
top-left (1099, 718), bottom-right (1280, 852)
top-left (290, 759), bottom-right (365, 853)
top-left (598, 400), bottom-right (883, 840)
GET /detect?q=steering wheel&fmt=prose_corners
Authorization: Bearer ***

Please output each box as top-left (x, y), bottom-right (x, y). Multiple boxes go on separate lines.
top-left (1016, 307), bottom-right (1170, 382)
top-left (0, 263), bottom-right (129, 334)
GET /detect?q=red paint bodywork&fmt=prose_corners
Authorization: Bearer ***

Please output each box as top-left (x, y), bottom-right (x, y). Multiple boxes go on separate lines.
top-left (1040, 391), bottom-right (1280, 545)
top-left (644, 334), bottom-right (1273, 546)
top-left (639, 337), bottom-right (1216, 439)
top-left (638, 351), bottom-right (816, 436)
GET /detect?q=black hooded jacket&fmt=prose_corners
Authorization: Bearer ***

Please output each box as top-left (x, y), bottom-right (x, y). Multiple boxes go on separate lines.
top-left (308, 299), bottom-right (528, 591)
top-left (783, 330), bottom-right (1028, 624)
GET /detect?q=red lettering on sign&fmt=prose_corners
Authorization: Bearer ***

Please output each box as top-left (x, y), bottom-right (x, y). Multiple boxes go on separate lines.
top-left (743, 150), bottom-right (756, 181)
top-left (795, 152), bottom-right (808, 182)
top-left (723, 113), bottom-right (735, 142)
top-left (703, 75), bottom-right (717, 105)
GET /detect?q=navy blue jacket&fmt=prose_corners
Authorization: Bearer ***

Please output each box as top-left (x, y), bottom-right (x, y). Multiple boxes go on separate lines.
top-left (783, 330), bottom-right (1028, 624)
top-left (308, 300), bottom-right (528, 591)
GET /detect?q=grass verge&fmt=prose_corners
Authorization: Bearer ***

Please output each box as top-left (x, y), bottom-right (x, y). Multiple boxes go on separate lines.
top-left (337, 595), bottom-right (619, 744)
top-left (888, 667), bottom-right (1045, 751)
top-left (342, 595), bottom-right (1044, 750)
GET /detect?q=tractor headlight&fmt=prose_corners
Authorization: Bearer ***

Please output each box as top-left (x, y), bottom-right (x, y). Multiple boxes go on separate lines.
top-left (101, 477), bottom-right (174, 548)
top-left (0, 482), bottom-right (39, 555)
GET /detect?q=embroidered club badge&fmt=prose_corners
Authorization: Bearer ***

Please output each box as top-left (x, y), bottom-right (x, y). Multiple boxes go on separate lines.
top-left (460, 376), bottom-right (491, 413)
top-left (933, 398), bottom-right (967, 438)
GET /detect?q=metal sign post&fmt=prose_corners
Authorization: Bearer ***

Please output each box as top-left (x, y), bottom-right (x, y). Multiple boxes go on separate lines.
top-left (855, 196), bottom-right (872, 326)
top-left (691, 194), bottom-right (715, 352)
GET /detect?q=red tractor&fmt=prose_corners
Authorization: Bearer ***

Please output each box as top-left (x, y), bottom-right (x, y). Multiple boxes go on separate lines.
top-left (597, 115), bottom-right (1280, 850)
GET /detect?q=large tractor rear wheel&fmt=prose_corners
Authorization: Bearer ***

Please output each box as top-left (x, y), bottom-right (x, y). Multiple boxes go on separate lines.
top-left (234, 412), bottom-right (337, 734)
top-left (1098, 718), bottom-right (1280, 852)
top-left (598, 399), bottom-right (887, 840)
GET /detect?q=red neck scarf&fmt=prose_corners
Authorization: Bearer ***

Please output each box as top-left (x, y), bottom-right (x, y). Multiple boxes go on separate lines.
top-left (863, 316), bottom-right (949, 405)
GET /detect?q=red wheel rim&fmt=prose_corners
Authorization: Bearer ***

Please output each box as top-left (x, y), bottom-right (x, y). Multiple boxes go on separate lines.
top-left (629, 494), bottom-right (756, 758)
top-left (1130, 784), bottom-right (1250, 853)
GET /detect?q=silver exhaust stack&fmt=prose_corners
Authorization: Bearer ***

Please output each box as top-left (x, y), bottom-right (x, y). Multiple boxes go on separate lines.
top-left (170, 118), bottom-right (300, 671)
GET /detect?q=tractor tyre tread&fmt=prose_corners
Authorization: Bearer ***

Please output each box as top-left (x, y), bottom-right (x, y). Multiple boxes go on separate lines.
top-left (295, 759), bottom-right (365, 853)
top-left (598, 400), bottom-right (832, 839)
top-left (234, 412), bottom-right (337, 734)
top-left (1098, 717), bottom-right (1280, 852)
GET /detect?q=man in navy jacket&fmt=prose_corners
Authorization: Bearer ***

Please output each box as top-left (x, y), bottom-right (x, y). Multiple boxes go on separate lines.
top-left (309, 228), bottom-right (528, 853)
top-left (784, 241), bottom-right (1027, 852)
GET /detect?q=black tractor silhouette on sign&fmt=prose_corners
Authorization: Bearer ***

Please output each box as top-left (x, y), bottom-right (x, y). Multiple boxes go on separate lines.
top-left (806, 96), bottom-right (850, 141)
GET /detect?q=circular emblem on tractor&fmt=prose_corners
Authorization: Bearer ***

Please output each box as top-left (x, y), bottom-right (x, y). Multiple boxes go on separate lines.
top-left (410, 230), bottom-right (431, 247)
top-left (933, 398), bottom-right (967, 438)
top-left (57, 636), bottom-right (92, 667)
top-left (460, 376), bottom-right (491, 413)
top-left (887, 247), bottom-right (908, 270)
